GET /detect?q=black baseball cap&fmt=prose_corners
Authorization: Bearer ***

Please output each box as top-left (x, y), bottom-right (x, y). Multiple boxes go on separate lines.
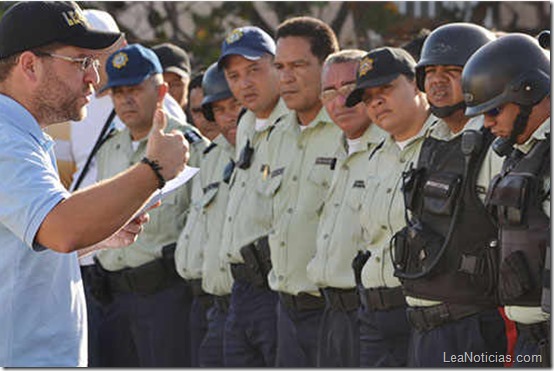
top-left (152, 43), bottom-right (191, 77)
top-left (345, 47), bottom-right (416, 107)
top-left (0, 1), bottom-right (122, 59)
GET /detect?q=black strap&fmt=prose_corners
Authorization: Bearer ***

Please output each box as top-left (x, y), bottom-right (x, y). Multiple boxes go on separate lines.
top-left (71, 109), bottom-right (116, 192)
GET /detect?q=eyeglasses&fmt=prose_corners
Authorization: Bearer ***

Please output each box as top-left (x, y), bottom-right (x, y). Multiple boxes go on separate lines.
top-left (34, 51), bottom-right (100, 72)
top-left (320, 83), bottom-right (356, 104)
top-left (484, 106), bottom-right (503, 117)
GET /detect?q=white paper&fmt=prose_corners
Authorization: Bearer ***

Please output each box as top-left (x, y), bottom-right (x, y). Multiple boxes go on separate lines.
top-left (138, 166), bottom-right (199, 215)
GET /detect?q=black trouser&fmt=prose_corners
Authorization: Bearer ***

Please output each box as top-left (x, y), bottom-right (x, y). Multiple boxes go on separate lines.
top-left (317, 288), bottom-right (360, 367)
top-left (407, 306), bottom-right (507, 367)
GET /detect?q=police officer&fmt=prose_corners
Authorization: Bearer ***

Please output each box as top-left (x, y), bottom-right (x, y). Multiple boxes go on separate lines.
top-left (195, 62), bottom-right (242, 366)
top-left (93, 44), bottom-right (208, 367)
top-left (266, 16), bottom-right (341, 367)
top-left (217, 26), bottom-right (289, 366)
top-left (462, 33), bottom-right (551, 367)
top-left (152, 42), bottom-right (191, 110)
top-left (188, 73), bottom-right (221, 141)
top-left (345, 47), bottom-right (438, 366)
top-left (307, 49), bottom-right (386, 367)
top-left (390, 23), bottom-right (507, 367)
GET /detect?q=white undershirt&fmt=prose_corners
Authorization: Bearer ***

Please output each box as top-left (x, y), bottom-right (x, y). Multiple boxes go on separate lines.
top-left (255, 118), bottom-right (270, 132)
top-left (347, 137), bottom-right (364, 156)
top-left (396, 138), bottom-right (411, 150)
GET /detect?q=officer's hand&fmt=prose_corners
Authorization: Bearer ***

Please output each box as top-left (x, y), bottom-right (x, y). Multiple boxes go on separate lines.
top-left (99, 212), bottom-right (150, 249)
top-left (145, 108), bottom-right (190, 182)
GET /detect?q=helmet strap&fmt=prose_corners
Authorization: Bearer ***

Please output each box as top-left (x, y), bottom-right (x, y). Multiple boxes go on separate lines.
top-left (492, 104), bottom-right (533, 157)
top-left (429, 101), bottom-right (466, 118)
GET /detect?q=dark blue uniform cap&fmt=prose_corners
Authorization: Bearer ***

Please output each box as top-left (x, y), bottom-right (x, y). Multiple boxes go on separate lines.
top-left (0, 1), bottom-right (121, 59)
top-left (100, 44), bottom-right (163, 93)
top-left (218, 26), bottom-right (276, 69)
top-left (346, 47), bottom-right (416, 107)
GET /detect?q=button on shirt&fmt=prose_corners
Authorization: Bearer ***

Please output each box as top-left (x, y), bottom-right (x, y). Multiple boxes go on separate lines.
top-left (219, 99), bottom-right (290, 265)
top-left (0, 95), bottom-right (85, 366)
top-left (359, 114), bottom-right (438, 290)
top-left (96, 115), bottom-right (208, 271)
top-left (200, 136), bottom-right (235, 296)
top-left (307, 124), bottom-right (386, 289)
top-left (266, 108), bottom-right (343, 295)
top-left (504, 118), bottom-right (551, 325)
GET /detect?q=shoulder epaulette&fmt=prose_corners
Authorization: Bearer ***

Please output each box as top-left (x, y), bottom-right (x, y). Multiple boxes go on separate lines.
top-left (184, 129), bottom-right (204, 144)
top-left (236, 107), bottom-right (248, 126)
top-left (203, 142), bottom-right (218, 155)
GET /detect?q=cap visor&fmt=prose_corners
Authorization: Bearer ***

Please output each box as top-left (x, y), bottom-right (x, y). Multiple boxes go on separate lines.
top-left (345, 73), bottom-right (400, 107)
top-left (98, 74), bottom-right (151, 94)
top-left (217, 47), bottom-right (263, 68)
top-left (64, 29), bottom-right (122, 50)
top-left (165, 66), bottom-right (189, 78)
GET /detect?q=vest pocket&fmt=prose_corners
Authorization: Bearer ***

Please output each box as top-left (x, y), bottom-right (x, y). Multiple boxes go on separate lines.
top-left (499, 250), bottom-right (534, 302)
top-left (422, 172), bottom-right (462, 216)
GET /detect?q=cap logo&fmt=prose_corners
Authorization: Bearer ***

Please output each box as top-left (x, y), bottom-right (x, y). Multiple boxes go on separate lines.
top-left (62, 9), bottom-right (89, 27)
top-left (226, 29), bottom-right (244, 44)
top-left (358, 57), bottom-right (374, 77)
top-left (112, 52), bottom-right (129, 69)
top-left (463, 93), bottom-right (474, 103)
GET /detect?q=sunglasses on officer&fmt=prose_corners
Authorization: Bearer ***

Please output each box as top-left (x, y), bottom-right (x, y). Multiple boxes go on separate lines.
top-left (484, 105), bottom-right (504, 118)
top-left (320, 83), bottom-right (357, 104)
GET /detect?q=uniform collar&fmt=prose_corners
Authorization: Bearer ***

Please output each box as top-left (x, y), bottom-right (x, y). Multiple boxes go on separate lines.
top-left (514, 117), bottom-right (551, 155)
top-left (384, 113), bottom-right (438, 149)
top-left (429, 115), bottom-right (484, 141)
top-left (213, 133), bottom-right (234, 155)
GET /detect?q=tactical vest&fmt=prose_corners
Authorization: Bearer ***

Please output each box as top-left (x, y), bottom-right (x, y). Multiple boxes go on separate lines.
top-left (392, 128), bottom-right (499, 306)
top-left (486, 138), bottom-right (550, 306)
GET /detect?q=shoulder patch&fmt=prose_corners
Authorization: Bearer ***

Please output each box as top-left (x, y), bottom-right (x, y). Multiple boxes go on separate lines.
top-left (203, 142), bottom-right (218, 155)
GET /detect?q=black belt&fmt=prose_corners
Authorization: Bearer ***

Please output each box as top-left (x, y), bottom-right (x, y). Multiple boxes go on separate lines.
top-left (359, 286), bottom-right (406, 311)
top-left (230, 263), bottom-right (268, 288)
top-left (100, 244), bottom-right (181, 295)
top-left (189, 278), bottom-right (206, 297)
top-left (407, 303), bottom-right (487, 332)
top-left (516, 321), bottom-right (550, 343)
top-left (213, 295), bottom-right (230, 312)
top-left (279, 292), bottom-right (325, 311)
top-left (321, 287), bottom-right (359, 312)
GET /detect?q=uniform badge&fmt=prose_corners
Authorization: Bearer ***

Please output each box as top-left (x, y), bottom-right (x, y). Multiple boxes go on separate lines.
top-left (358, 56), bottom-right (374, 77)
top-left (112, 52), bottom-right (128, 69)
top-left (226, 29), bottom-right (243, 44)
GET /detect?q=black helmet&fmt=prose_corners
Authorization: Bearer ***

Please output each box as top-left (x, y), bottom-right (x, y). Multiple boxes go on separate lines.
top-left (201, 62), bottom-right (233, 122)
top-left (416, 23), bottom-right (496, 92)
top-left (462, 33), bottom-right (550, 117)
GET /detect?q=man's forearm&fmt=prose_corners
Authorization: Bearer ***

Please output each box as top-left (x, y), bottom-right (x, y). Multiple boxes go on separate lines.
top-left (35, 162), bottom-right (159, 253)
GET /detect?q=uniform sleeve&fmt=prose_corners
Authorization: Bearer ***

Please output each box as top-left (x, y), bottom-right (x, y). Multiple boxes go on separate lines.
top-left (0, 131), bottom-right (70, 250)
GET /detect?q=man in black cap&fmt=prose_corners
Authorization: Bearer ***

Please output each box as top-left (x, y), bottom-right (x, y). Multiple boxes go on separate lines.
top-left (153, 42), bottom-right (191, 110)
top-left (0, 1), bottom-right (189, 366)
top-left (345, 47), bottom-right (437, 366)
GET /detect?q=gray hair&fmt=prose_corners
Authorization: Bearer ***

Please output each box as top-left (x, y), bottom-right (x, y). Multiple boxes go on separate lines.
top-left (323, 49), bottom-right (367, 69)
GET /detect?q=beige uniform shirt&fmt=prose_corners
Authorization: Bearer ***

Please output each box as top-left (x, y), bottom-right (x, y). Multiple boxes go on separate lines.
top-left (359, 114), bottom-right (438, 289)
top-left (96, 115), bottom-right (208, 271)
top-left (219, 99), bottom-right (290, 265)
top-left (504, 118), bottom-right (551, 325)
top-left (265, 108), bottom-right (342, 295)
top-left (406, 116), bottom-right (505, 307)
top-left (307, 124), bottom-right (386, 289)
top-left (200, 136), bottom-right (235, 296)
top-left (174, 138), bottom-right (231, 281)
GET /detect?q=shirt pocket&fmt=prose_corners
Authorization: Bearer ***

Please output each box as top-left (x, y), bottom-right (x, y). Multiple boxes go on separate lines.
top-left (200, 184), bottom-right (220, 209)
top-left (307, 164), bottom-right (334, 210)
